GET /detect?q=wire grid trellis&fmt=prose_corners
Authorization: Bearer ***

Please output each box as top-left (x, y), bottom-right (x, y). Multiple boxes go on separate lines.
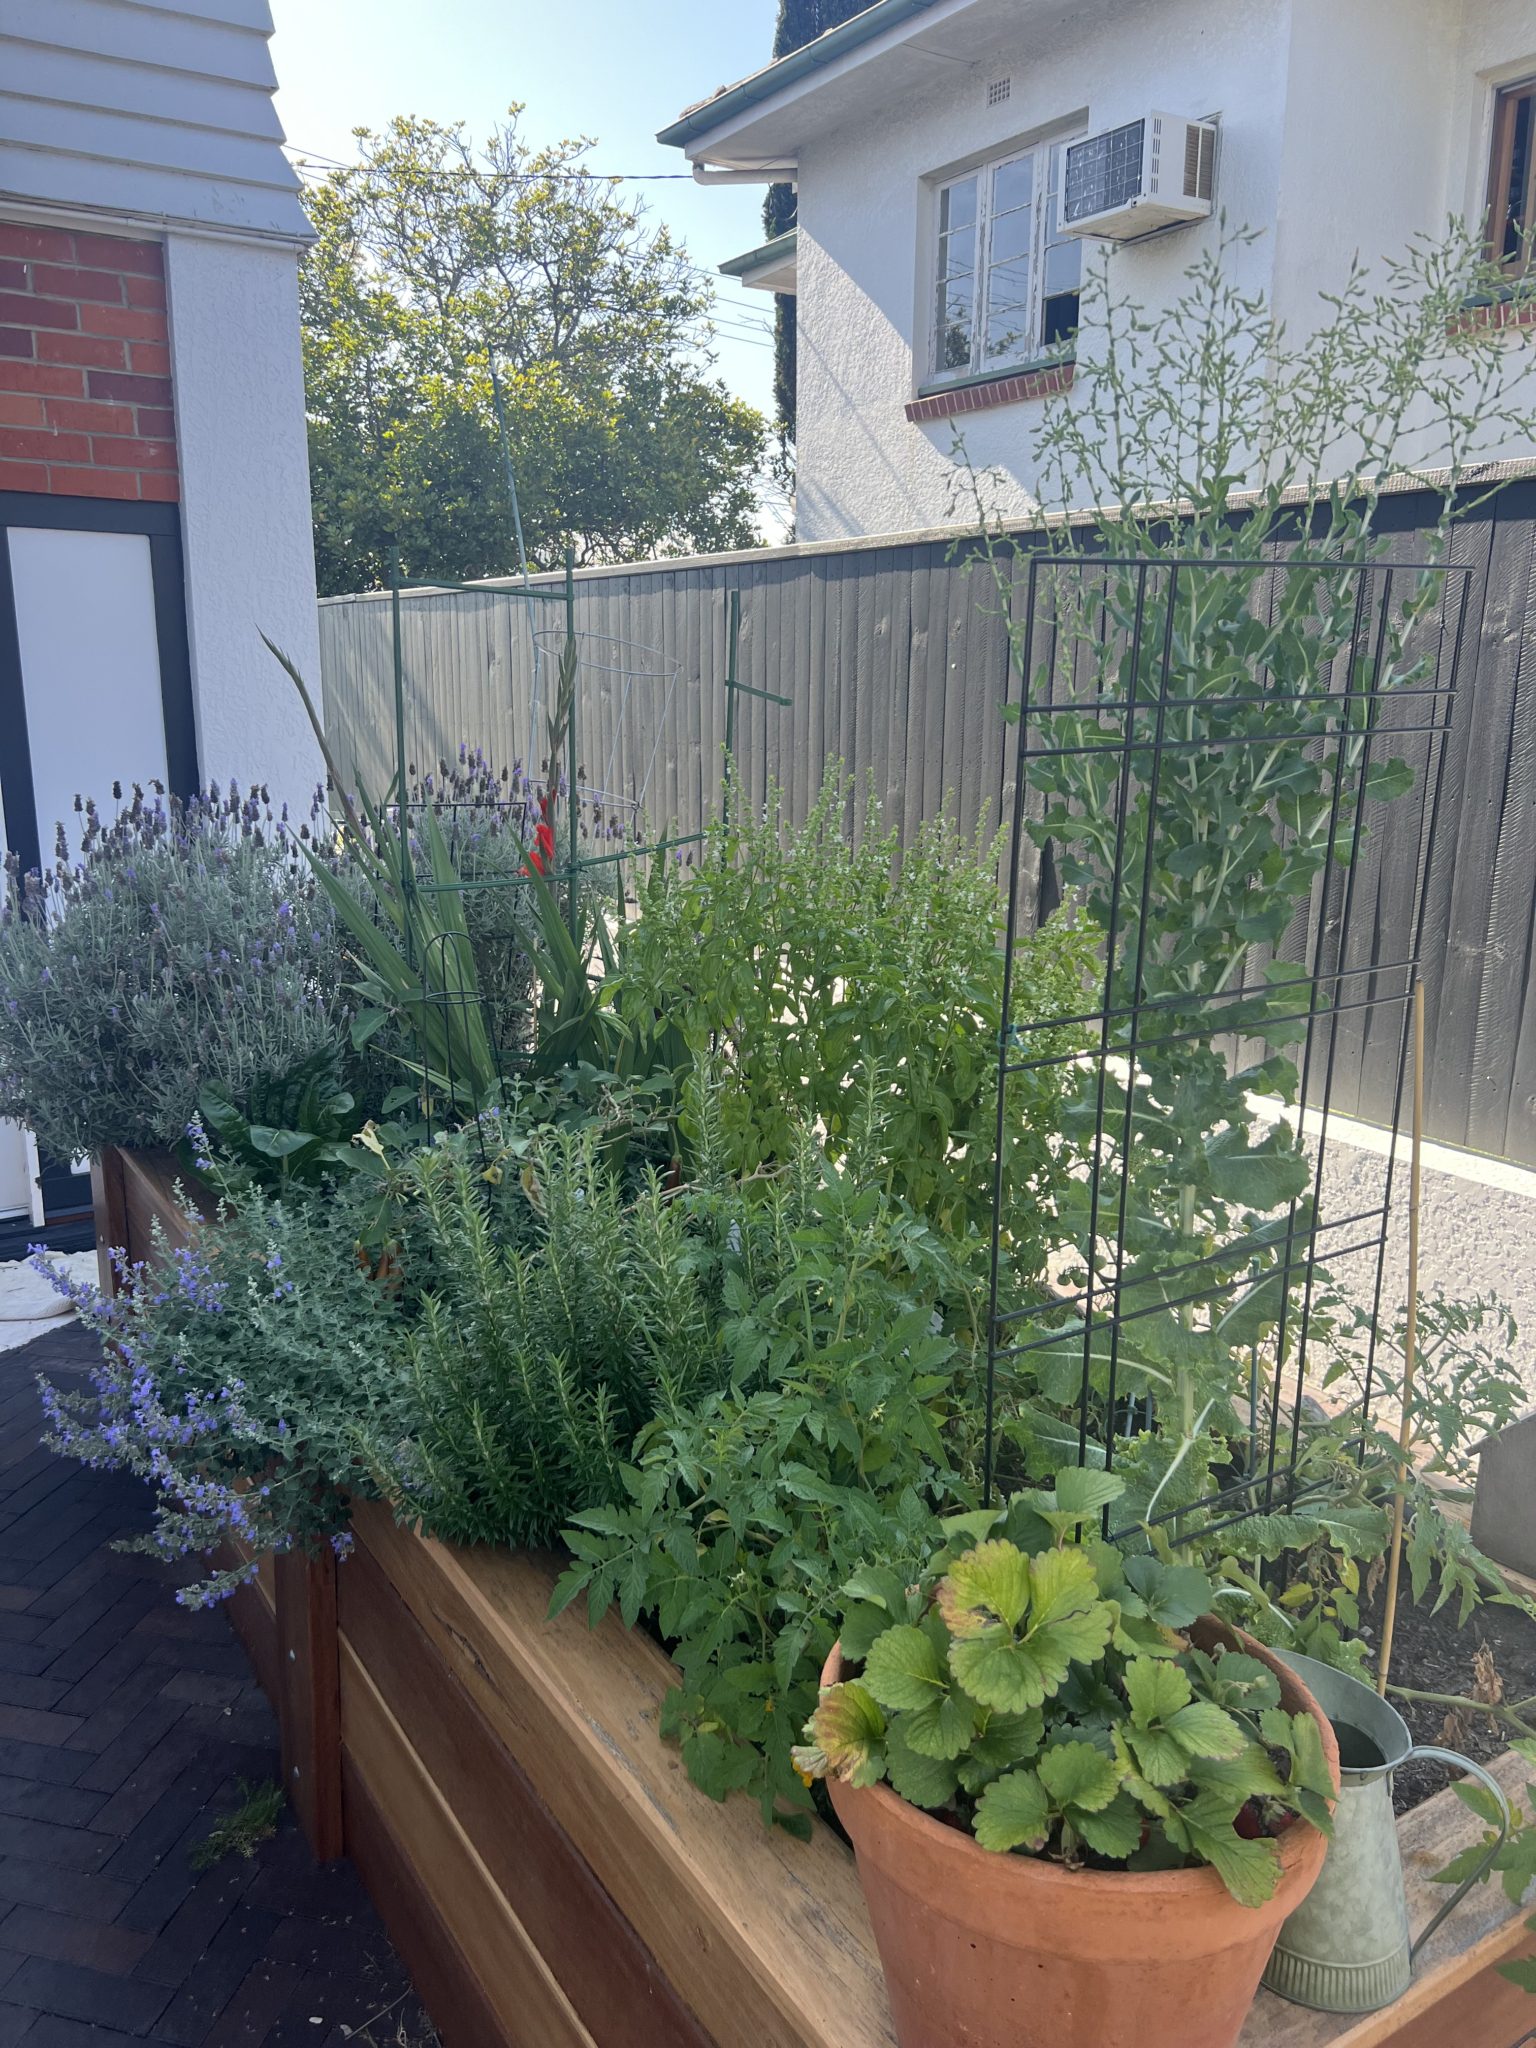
top-left (984, 551), bottom-right (1471, 1544)
top-left (384, 577), bottom-right (787, 1130)
top-left (529, 628), bottom-right (680, 859)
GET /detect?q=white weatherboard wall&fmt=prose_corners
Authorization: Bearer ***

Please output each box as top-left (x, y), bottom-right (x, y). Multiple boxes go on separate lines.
top-left (165, 233), bottom-right (322, 803)
top-left (789, 0), bottom-right (1536, 542)
top-left (0, 0), bottom-right (324, 812)
top-left (0, 0), bottom-right (311, 241)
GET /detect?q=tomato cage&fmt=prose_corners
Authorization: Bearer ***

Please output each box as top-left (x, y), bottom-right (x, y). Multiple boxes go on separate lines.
top-left (366, 570), bottom-right (787, 1137)
top-left (982, 548), bottom-right (1471, 1546)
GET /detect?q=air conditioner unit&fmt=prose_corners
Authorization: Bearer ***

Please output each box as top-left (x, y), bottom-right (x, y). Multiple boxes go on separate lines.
top-left (1059, 113), bottom-right (1217, 241)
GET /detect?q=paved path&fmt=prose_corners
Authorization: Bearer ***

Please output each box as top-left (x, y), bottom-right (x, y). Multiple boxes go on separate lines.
top-left (0, 1319), bottom-right (436, 2048)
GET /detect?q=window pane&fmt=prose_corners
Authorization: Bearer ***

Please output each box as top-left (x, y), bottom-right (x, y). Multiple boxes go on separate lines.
top-left (982, 157), bottom-right (1036, 364)
top-left (937, 269), bottom-right (975, 369)
top-left (1503, 91), bottom-right (1534, 264)
top-left (990, 203), bottom-right (1034, 266)
top-left (936, 177), bottom-right (979, 371)
top-left (993, 155), bottom-right (1034, 218)
top-left (940, 176), bottom-right (978, 238)
top-left (1041, 292), bottom-right (1080, 348)
top-left (986, 264), bottom-right (1033, 360)
top-left (1039, 141), bottom-right (1083, 346)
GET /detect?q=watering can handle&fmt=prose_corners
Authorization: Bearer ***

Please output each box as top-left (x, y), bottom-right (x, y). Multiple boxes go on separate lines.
top-left (1402, 1747), bottom-right (1511, 1963)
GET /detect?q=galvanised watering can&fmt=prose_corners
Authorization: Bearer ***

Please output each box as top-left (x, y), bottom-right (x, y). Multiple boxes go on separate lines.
top-left (1262, 1649), bottom-right (1510, 2014)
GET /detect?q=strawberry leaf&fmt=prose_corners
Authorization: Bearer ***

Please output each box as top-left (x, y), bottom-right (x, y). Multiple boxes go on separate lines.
top-left (797, 1681), bottom-right (886, 1786)
top-left (863, 1624), bottom-right (947, 1713)
top-left (1039, 1739), bottom-right (1123, 1814)
top-left (1175, 1796), bottom-right (1282, 1906)
top-left (937, 1540), bottom-right (1032, 1636)
top-left (886, 1722), bottom-right (961, 1809)
top-left (1074, 1792), bottom-right (1145, 1861)
top-left (1125, 1655), bottom-right (1193, 1725)
top-left (1168, 1700), bottom-right (1246, 1760)
top-left (974, 1767), bottom-right (1053, 1853)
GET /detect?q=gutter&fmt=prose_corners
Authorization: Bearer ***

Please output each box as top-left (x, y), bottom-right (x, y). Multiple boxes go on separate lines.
top-left (656, 0), bottom-right (949, 152)
top-left (693, 165), bottom-right (797, 186)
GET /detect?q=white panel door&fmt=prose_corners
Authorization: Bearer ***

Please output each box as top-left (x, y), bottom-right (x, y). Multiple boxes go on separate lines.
top-left (8, 527), bottom-right (169, 861)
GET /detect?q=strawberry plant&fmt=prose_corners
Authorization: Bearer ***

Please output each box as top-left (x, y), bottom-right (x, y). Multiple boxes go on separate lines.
top-left (795, 1469), bottom-right (1335, 1906)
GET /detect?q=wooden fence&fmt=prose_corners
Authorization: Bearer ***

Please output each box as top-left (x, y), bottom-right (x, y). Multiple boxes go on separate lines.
top-left (317, 482), bottom-right (1536, 1167)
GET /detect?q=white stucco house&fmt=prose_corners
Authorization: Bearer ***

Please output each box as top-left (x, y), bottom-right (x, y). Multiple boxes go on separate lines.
top-left (664, 0), bottom-right (1536, 544)
top-left (0, 0), bottom-right (323, 1240)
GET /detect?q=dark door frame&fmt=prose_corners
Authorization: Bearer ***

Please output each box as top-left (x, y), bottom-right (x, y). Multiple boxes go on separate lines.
top-left (0, 491), bottom-right (198, 877)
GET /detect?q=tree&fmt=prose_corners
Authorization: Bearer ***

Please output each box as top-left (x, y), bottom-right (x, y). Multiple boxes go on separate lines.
top-left (300, 113), bottom-right (769, 595)
top-left (764, 0), bottom-right (871, 444)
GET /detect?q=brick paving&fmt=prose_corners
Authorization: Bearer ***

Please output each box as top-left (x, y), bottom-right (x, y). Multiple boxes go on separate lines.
top-left (0, 1318), bottom-right (436, 2047)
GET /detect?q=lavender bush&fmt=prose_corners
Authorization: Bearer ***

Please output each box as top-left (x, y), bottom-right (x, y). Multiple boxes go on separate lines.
top-left (0, 783), bottom-right (348, 1160)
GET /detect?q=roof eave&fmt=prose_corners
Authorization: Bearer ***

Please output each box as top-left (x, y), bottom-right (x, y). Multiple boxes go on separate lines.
top-left (656, 0), bottom-right (950, 153)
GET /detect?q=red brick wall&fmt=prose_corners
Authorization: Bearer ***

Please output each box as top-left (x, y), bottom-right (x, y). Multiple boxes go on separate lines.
top-left (0, 221), bottom-right (178, 503)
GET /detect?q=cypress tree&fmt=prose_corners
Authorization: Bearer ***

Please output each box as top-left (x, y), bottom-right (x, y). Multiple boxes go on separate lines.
top-left (764, 0), bottom-right (871, 442)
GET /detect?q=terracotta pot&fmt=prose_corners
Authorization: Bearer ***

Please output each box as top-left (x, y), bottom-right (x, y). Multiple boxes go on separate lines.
top-left (823, 1620), bottom-right (1339, 2048)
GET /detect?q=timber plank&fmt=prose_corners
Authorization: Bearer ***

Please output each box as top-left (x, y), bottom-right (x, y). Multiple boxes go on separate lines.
top-left (338, 1536), bottom-right (712, 2048)
top-left (115, 1148), bottom-right (208, 1265)
top-left (341, 1636), bottom-right (596, 2048)
top-left (89, 1150), bottom-right (127, 1298)
top-left (343, 1752), bottom-right (512, 2048)
top-left (352, 1503), bottom-right (896, 2048)
top-left (275, 1546), bottom-right (343, 1861)
top-left (223, 1551), bottom-right (279, 1711)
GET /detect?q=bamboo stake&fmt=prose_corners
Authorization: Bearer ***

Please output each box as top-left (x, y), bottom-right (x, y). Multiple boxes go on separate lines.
top-left (1377, 978), bottom-right (1426, 1697)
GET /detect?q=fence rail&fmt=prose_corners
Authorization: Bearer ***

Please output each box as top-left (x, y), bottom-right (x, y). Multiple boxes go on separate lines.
top-left (318, 481), bottom-right (1536, 1167)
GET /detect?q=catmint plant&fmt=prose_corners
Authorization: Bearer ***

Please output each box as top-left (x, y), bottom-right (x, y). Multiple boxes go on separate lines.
top-left (33, 1164), bottom-right (401, 1604)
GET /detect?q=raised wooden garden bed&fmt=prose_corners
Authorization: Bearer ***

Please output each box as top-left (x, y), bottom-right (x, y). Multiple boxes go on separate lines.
top-left (88, 1145), bottom-right (1536, 2048)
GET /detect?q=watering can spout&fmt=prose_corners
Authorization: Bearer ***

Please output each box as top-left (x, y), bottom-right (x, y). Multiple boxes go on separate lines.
top-left (1262, 1650), bottom-right (1510, 2015)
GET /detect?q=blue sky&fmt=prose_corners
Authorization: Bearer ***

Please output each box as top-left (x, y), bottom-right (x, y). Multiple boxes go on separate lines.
top-left (268, 0), bottom-right (783, 425)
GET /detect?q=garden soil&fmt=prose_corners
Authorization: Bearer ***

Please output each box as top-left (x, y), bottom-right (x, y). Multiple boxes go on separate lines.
top-left (1363, 1583), bottom-right (1536, 1814)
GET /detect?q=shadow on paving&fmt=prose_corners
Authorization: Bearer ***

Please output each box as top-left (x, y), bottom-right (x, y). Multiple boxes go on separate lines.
top-left (0, 1317), bottom-right (438, 2048)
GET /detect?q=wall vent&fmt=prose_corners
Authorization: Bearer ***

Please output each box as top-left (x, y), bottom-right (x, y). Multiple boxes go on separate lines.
top-left (987, 77), bottom-right (1012, 107)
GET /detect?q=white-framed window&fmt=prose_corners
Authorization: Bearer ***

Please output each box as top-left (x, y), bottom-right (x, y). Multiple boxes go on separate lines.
top-left (931, 137), bottom-right (1082, 382)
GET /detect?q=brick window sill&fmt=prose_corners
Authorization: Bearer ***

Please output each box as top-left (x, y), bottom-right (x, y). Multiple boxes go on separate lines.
top-left (906, 360), bottom-right (1074, 424)
top-left (1453, 295), bottom-right (1536, 337)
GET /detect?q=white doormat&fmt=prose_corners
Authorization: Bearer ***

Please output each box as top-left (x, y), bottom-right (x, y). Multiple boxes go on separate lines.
top-left (0, 1249), bottom-right (97, 1342)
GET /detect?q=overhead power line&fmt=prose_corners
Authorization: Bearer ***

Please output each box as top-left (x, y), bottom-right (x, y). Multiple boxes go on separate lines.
top-left (287, 146), bottom-right (697, 183)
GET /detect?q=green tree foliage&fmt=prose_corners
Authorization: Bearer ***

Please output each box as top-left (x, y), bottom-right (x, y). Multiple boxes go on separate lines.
top-left (301, 112), bottom-right (769, 594)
